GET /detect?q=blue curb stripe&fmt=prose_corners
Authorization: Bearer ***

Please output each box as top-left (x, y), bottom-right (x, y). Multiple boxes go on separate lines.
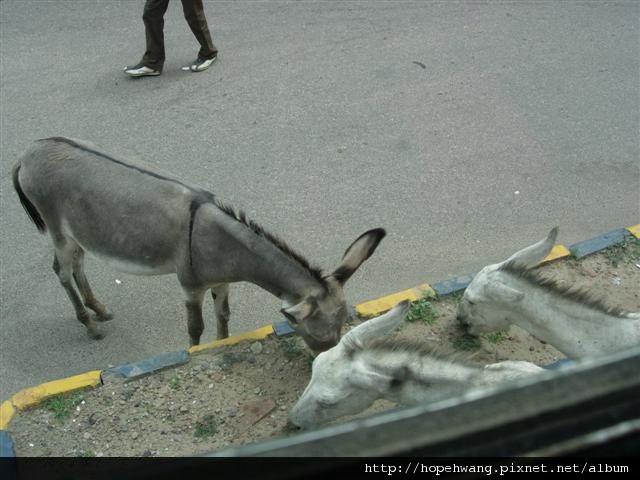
top-left (569, 228), bottom-right (629, 259)
top-left (102, 350), bottom-right (189, 382)
top-left (0, 431), bottom-right (16, 458)
top-left (432, 273), bottom-right (477, 297)
top-left (543, 359), bottom-right (574, 370)
top-left (273, 321), bottom-right (296, 337)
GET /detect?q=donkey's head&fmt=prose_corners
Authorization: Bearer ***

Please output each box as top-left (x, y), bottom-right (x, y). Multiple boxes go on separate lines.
top-left (288, 300), bottom-right (411, 429)
top-left (457, 227), bottom-right (558, 335)
top-left (280, 228), bottom-right (386, 353)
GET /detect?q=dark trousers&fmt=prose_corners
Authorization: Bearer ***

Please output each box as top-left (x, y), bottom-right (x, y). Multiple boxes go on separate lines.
top-left (141, 0), bottom-right (218, 71)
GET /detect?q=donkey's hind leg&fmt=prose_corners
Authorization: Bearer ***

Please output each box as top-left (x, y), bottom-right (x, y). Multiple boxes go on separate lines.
top-left (53, 242), bottom-right (103, 340)
top-left (211, 284), bottom-right (230, 339)
top-left (72, 248), bottom-right (113, 322)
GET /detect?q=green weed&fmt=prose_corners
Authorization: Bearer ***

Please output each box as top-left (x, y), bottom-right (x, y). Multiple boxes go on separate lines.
top-left (452, 333), bottom-right (481, 351)
top-left (484, 331), bottom-right (508, 344)
top-left (406, 298), bottom-right (438, 325)
top-left (44, 392), bottom-right (84, 421)
top-left (194, 414), bottom-right (218, 438)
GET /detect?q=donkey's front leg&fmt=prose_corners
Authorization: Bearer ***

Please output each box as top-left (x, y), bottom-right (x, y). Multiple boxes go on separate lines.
top-left (184, 289), bottom-right (206, 346)
top-left (211, 284), bottom-right (230, 339)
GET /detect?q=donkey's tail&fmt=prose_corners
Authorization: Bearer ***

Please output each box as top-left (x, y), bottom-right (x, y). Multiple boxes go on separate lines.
top-left (12, 163), bottom-right (46, 233)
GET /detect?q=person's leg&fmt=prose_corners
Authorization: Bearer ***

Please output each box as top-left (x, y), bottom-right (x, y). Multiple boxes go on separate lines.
top-left (140, 0), bottom-right (171, 71)
top-left (181, 0), bottom-right (217, 61)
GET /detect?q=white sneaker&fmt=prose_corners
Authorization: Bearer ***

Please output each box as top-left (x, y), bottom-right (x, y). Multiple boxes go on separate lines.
top-left (181, 55), bottom-right (217, 72)
top-left (124, 63), bottom-right (161, 77)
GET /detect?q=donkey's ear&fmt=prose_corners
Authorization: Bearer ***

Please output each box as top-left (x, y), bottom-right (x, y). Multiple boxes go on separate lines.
top-left (281, 297), bottom-right (318, 324)
top-left (501, 227), bottom-right (558, 269)
top-left (491, 282), bottom-right (525, 303)
top-left (330, 228), bottom-right (386, 285)
top-left (340, 300), bottom-right (410, 352)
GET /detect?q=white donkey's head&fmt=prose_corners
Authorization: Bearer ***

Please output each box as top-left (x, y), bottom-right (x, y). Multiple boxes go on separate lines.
top-left (457, 227), bottom-right (558, 335)
top-left (288, 300), bottom-right (411, 429)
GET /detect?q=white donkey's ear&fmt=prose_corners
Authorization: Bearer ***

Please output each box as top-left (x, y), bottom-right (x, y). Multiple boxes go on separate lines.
top-left (491, 281), bottom-right (525, 303)
top-left (501, 227), bottom-right (558, 269)
top-left (330, 228), bottom-right (386, 285)
top-left (340, 300), bottom-right (411, 352)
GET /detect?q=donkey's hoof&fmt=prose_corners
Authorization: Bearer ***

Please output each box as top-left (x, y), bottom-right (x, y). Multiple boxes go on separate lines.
top-left (94, 309), bottom-right (114, 322)
top-left (88, 330), bottom-right (105, 340)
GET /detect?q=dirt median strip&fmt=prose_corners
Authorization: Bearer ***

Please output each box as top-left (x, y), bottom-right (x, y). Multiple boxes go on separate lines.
top-left (1, 224), bottom-right (638, 457)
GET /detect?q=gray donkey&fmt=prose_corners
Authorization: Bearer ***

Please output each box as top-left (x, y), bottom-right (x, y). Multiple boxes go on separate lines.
top-left (12, 137), bottom-right (386, 352)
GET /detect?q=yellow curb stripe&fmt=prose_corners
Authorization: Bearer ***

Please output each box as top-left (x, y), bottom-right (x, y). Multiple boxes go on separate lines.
top-left (541, 244), bottom-right (571, 263)
top-left (627, 224), bottom-right (640, 239)
top-left (0, 401), bottom-right (15, 431)
top-left (11, 370), bottom-right (102, 411)
top-left (189, 325), bottom-right (274, 354)
top-left (356, 283), bottom-right (435, 318)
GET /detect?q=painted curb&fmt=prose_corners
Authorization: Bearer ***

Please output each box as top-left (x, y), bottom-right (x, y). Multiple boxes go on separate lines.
top-left (11, 371), bottom-right (102, 412)
top-left (273, 321), bottom-right (296, 337)
top-left (432, 273), bottom-right (478, 297)
top-left (356, 283), bottom-right (436, 318)
top-left (541, 244), bottom-right (572, 264)
top-left (102, 350), bottom-right (190, 383)
top-left (0, 431), bottom-right (15, 458)
top-left (188, 325), bottom-right (274, 354)
top-left (1, 224), bottom-right (636, 456)
top-left (569, 228), bottom-right (630, 259)
top-left (0, 401), bottom-right (15, 431)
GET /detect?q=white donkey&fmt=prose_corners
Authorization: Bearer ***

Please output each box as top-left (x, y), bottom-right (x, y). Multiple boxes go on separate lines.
top-left (288, 301), bottom-right (544, 429)
top-left (12, 137), bottom-right (386, 352)
top-left (457, 227), bottom-right (640, 359)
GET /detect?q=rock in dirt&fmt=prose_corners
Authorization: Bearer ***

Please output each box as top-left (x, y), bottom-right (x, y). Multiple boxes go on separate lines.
top-left (250, 342), bottom-right (263, 355)
top-left (237, 398), bottom-right (276, 432)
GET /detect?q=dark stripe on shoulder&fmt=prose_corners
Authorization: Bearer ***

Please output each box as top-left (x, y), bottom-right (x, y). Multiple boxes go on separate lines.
top-left (189, 191), bottom-right (216, 267)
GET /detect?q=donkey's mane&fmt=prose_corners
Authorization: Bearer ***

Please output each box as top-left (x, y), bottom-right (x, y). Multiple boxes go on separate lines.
top-left (500, 261), bottom-right (628, 317)
top-left (364, 337), bottom-right (474, 366)
top-left (214, 201), bottom-right (326, 286)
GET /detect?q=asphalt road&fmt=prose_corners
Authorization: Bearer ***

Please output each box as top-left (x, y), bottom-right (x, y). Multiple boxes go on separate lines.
top-left (1, 1), bottom-right (638, 400)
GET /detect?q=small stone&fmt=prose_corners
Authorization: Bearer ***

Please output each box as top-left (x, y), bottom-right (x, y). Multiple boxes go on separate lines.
top-left (529, 346), bottom-right (535, 352)
top-left (250, 342), bottom-right (263, 355)
top-left (254, 387), bottom-right (261, 395)
top-left (83, 432), bottom-right (91, 440)
top-left (119, 400), bottom-right (126, 406)
top-left (132, 432), bottom-right (139, 440)
top-left (228, 408), bottom-right (237, 418)
top-left (279, 405), bottom-right (286, 411)
top-left (180, 406), bottom-right (188, 413)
